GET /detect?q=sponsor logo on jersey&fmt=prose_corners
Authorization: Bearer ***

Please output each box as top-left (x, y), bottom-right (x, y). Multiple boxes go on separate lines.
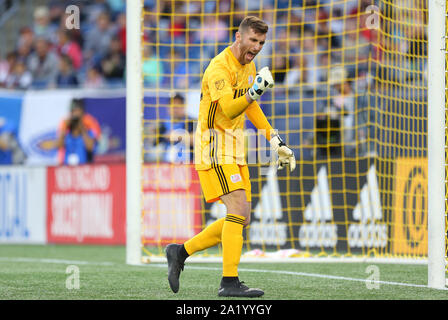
top-left (230, 173), bottom-right (242, 183)
top-left (215, 79), bottom-right (225, 90)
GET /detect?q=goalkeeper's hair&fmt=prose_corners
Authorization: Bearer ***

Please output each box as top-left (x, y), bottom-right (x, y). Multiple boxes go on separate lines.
top-left (238, 16), bottom-right (268, 35)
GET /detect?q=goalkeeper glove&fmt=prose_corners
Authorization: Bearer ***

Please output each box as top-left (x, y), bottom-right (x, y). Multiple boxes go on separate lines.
top-left (270, 134), bottom-right (296, 172)
top-left (248, 66), bottom-right (274, 101)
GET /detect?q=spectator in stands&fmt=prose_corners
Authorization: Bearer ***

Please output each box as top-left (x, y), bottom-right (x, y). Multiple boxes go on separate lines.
top-left (143, 45), bottom-right (164, 87)
top-left (143, 7), bottom-right (159, 42)
top-left (100, 37), bottom-right (125, 83)
top-left (115, 12), bottom-right (127, 55)
top-left (84, 66), bottom-right (106, 89)
top-left (330, 17), bottom-right (370, 84)
top-left (0, 117), bottom-right (26, 165)
top-left (315, 8), bottom-right (340, 49)
top-left (57, 29), bottom-right (83, 71)
top-left (56, 99), bottom-right (101, 165)
top-left (170, 9), bottom-right (187, 42)
top-left (164, 50), bottom-right (189, 89)
top-left (16, 39), bottom-right (34, 64)
top-left (272, 54), bottom-right (288, 84)
top-left (57, 11), bottom-right (84, 50)
top-left (27, 37), bottom-right (59, 88)
top-left (298, 27), bottom-right (321, 89)
top-left (33, 6), bottom-right (58, 43)
top-left (84, 0), bottom-right (112, 26)
top-left (54, 54), bottom-right (79, 88)
top-left (48, 1), bottom-right (66, 28)
top-left (284, 53), bottom-right (306, 87)
top-left (231, 2), bottom-right (246, 31)
top-left (298, 0), bottom-right (319, 24)
top-left (107, 0), bottom-right (126, 18)
top-left (317, 53), bottom-right (330, 83)
top-left (328, 66), bottom-right (355, 154)
top-left (15, 27), bottom-right (35, 69)
top-left (303, 66), bottom-right (355, 158)
top-left (145, 93), bottom-right (195, 163)
top-left (16, 27), bottom-right (34, 56)
top-left (164, 92), bottom-right (195, 163)
top-left (402, 8), bottom-right (427, 84)
top-left (83, 11), bottom-right (118, 67)
top-left (0, 51), bottom-right (17, 87)
top-left (274, 28), bottom-right (290, 55)
top-left (195, 14), bottom-right (229, 55)
top-left (4, 59), bottom-right (33, 90)
top-left (255, 5), bottom-right (274, 68)
top-left (194, 15), bottom-right (229, 57)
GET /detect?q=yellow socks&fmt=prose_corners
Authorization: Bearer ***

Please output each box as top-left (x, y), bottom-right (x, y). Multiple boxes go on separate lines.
top-left (183, 213), bottom-right (246, 278)
top-left (222, 214), bottom-right (245, 277)
top-left (184, 217), bottom-right (225, 255)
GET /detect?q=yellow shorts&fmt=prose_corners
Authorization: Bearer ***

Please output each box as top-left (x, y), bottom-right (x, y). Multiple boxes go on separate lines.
top-left (197, 164), bottom-right (251, 203)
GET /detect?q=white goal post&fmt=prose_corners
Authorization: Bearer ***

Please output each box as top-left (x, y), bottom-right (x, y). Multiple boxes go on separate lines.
top-left (427, 0), bottom-right (446, 290)
top-left (126, 0), bottom-right (143, 266)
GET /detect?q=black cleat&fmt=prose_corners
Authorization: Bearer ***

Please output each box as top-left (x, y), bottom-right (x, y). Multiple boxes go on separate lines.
top-left (218, 279), bottom-right (264, 298)
top-left (165, 244), bottom-right (185, 293)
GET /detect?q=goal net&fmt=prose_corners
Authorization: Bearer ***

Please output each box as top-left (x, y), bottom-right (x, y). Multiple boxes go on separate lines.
top-left (130, 0), bottom-right (445, 268)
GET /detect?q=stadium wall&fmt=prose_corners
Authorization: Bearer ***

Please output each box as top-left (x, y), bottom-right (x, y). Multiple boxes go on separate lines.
top-left (0, 163), bottom-right (204, 245)
top-left (0, 166), bottom-right (47, 244)
top-left (0, 159), bottom-right (428, 255)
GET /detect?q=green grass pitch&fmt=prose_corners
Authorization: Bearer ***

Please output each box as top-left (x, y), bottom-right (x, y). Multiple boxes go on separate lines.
top-left (0, 244), bottom-right (447, 300)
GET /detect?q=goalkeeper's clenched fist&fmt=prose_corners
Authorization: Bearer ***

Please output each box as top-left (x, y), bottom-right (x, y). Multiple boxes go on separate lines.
top-left (270, 134), bottom-right (296, 172)
top-left (248, 66), bottom-right (274, 101)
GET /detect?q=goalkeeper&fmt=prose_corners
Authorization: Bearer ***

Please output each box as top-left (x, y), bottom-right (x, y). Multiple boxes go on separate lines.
top-left (165, 16), bottom-right (296, 298)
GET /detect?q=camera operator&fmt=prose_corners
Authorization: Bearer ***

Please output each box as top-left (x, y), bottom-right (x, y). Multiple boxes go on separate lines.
top-left (55, 99), bottom-right (96, 165)
top-left (0, 117), bottom-right (26, 164)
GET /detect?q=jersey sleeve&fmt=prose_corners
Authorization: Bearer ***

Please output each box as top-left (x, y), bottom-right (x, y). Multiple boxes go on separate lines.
top-left (207, 62), bottom-right (233, 102)
top-left (245, 100), bottom-right (274, 140)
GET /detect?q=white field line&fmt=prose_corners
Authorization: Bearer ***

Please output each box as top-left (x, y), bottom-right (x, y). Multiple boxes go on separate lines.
top-left (0, 257), bottom-right (115, 266)
top-left (148, 264), bottom-right (444, 290)
top-left (0, 257), bottom-right (446, 291)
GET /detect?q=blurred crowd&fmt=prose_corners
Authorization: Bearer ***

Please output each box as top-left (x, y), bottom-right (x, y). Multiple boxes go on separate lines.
top-left (141, 0), bottom-right (427, 158)
top-left (0, 0), bottom-right (427, 93)
top-left (0, 0), bottom-right (126, 90)
top-left (0, 0), bottom-right (428, 161)
top-left (141, 0), bottom-right (426, 91)
top-left (141, 0), bottom-right (379, 90)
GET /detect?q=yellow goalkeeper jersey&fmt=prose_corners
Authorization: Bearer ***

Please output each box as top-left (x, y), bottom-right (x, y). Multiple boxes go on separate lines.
top-left (194, 46), bottom-right (257, 170)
